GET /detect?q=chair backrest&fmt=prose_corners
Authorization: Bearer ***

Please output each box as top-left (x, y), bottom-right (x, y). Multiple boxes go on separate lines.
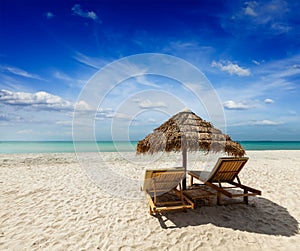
top-left (143, 168), bottom-right (185, 194)
top-left (207, 157), bottom-right (249, 183)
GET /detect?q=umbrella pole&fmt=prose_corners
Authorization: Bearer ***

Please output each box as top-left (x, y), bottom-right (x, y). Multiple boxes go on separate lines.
top-left (182, 147), bottom-right (187, 190)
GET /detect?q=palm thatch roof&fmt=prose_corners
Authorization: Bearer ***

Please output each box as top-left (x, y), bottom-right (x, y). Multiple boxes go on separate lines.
top-left (136, 110), bottom-right (245, 157)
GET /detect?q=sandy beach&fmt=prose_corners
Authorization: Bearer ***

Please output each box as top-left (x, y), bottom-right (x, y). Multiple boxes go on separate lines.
top-left (0, 150), bottom-right (299, 250)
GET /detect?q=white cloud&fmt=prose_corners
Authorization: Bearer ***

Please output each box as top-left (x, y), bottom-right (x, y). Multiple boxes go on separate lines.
top-left (95, 108), bottom-right (113, 120)
top-left (53, 71), bottom-right (86, 88)
top-left (270, 22), bottom-right (291, 33)
top-left (211, 60), bottom-right (250, 76)
top-left (135, 75), bottom-right (160, 88)
top-left (1, 65), bottom-right (43, 80)
top-left (17, 129), bottom-right (34, 134)
top-left (108, 112), bottom-right (133, 120)
top-left (237, 0), bottom-right (291, 34)
top-left (75, 100), bottom-right (93, 111)
top-left (137, 99), bottom-right (167, 109)
top-left (223, 100), bottom-right (255, 110)
top-left (292, 64), bottom-right (300, 69)
top-left (0, 113), bottom-right (9, 122)
top-left (264, 98), bottom-right (274, 104)
top-left (0, 110), bottom-right (24, 124)
top-left (95, 108), bottom-right (132, 120)
top-left (56, 121), bottom-right (72, 126)
top-left (71, 105), bottom-right (111, 122)
top-left (71, 4), bottom-right (99, 21)
top-left (165, 41), bottom-right (215, 55)
top-left (148, 118), bottom-right (156, 123)
top-left (269, 65), bottom-right (300, 80)
top-left (252, 120), bottom-right (283, 125)
top-left (73, 51), bottom-right (107, 69)
top-left (46, 12), bottom-right (54, 19)
top-left (54, 71), bottom-right (73, 81)
top-left (0, 89), bottom-right (72, 110)
top-left (244, 2), bottom-right (258, 16)
top-left (97, 107), bottom-right (113, 113)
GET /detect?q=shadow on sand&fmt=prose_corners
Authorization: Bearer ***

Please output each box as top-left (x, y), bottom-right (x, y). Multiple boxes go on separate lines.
top-left (155, 197), bottom-right (299, 236)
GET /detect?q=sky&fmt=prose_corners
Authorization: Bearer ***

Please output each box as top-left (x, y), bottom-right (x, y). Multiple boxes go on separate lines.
top-left (0, 0), bottom-right (300, 141)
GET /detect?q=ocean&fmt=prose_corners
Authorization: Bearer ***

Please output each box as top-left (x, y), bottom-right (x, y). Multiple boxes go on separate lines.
top-left (1, 141), bottom-right (300, 154)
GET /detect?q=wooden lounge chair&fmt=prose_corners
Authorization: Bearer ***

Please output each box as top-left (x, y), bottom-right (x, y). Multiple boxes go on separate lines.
top-left (143, 168), bottom-right (194, 215)
top-left (188, 157), bottom-right (261, 205)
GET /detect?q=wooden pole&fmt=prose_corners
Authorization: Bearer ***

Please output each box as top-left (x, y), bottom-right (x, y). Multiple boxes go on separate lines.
top-left (182, 147), bottom-right (187, 190)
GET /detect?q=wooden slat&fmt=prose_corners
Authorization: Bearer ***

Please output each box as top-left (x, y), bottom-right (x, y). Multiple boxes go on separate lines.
top-left (212, 159), bottom-right (246, 182)
top-left (155, 204), bottom-right (193, 212)
top-left (230, 193), bottom-right (258, 198)
top-left (229, 181), bottom-right (262, 195)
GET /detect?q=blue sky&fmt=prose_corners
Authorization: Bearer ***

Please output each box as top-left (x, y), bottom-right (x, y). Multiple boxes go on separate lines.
top-left (0, 0), bottom-right (300, 141)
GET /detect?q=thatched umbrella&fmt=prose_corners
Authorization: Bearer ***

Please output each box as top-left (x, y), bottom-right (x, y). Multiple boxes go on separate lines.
top-left (136, 110), bottom-right (245, 189)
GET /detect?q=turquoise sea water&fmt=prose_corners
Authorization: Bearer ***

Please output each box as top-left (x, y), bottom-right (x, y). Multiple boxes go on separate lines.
top-left (0, 141), bottom-right (300, 154)
top-left (0, 141), bottom-right (136, 154)
top-left (239, 141), bottom-right (300, 150)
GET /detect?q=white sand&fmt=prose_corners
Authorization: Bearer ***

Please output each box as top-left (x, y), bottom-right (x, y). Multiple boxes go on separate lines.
top-left (0, 150), bottom-right (299, 250)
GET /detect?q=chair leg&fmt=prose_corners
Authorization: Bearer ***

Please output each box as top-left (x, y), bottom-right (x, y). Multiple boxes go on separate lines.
top-left (149, 207), bottom-right (153, 215)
